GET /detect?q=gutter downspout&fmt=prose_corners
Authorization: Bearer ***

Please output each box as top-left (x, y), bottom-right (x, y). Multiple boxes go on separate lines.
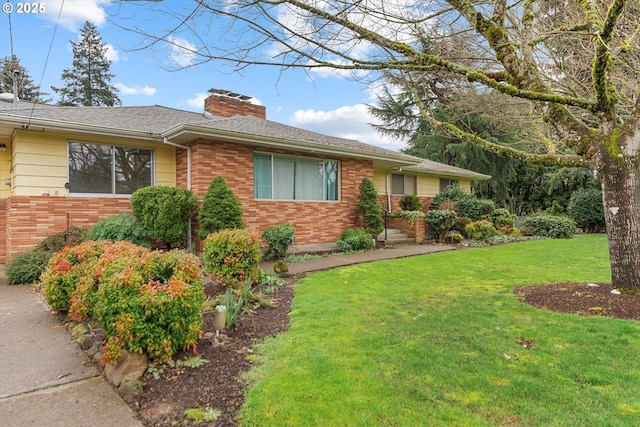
top-left (163, 137), bottom-right (193, 251)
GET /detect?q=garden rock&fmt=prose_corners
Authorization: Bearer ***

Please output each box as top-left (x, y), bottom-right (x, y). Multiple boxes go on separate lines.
top-left (273, 260), bottom-right (289, 275)
top-left (105, 349), bottom-right (148, 387)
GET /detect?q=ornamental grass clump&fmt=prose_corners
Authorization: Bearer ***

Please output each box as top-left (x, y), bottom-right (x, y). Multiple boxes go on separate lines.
top-left (202, 229), bottom-right (261, 288)
top-left (93, 246), bottom-right (205, 364)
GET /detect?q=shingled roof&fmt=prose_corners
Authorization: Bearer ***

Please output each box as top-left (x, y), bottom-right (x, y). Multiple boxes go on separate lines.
top-left (0, 100), bottom-right (490, 180)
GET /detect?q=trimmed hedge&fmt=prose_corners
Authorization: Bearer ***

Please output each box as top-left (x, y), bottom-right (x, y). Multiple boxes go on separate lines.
top-left (337, 228), bottom-right (374, 252)
top-left (202, 229), bottom-right (261, 288)
top-left (521, 214), bottom-right (576, 239)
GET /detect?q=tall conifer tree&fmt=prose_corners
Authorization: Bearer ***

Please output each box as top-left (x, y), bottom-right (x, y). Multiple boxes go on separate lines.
top-left (52, 21), bottom-right (120, 106)
top-left (0, 55), bottom-right (51, 103)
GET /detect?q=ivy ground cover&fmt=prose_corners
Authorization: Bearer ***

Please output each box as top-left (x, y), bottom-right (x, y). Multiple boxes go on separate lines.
top-left (241, 235), bottom-right (640, 426)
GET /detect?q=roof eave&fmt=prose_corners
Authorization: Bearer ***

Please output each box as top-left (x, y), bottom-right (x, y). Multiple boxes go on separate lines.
top-left (162, 124), bottom-right (420, 168)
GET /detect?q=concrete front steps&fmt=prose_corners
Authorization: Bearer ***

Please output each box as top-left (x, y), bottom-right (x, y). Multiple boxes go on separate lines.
top-left (377, 228), bottom-right (415, 246)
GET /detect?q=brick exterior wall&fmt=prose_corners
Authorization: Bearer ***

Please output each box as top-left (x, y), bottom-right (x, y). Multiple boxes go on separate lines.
top-left (184, 140), bottom-right (371, 248)
top-left (0, 199), bottom-right (6, 264)
top-left (5, 196), bottom-right (132, 261)
top-left (204, 95), bottom-right (266, 119)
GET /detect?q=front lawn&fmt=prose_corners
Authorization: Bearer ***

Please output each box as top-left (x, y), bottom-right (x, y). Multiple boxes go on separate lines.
top-left (240, 235), bottom-right (640, 426)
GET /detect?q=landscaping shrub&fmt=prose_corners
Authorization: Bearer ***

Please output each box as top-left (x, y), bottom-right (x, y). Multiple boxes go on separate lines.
top-left (130, 186), bottom-right (198, 249)
top-left (425, 209), bottom-right (458, 242)
top-left (429, 184), bottom-right (484, 220)
top-left (41, 240), bottom-right (107, 314)
top-left (6, 249), bottom-right (51, 285)
top-left (5, 227), bottom-right (87, 285)
top-left (84, 213), bottom-right (150, 248)
top-left (202, 229), bottom-right (261, 288)
top-left (485, 208), bottom-right (515, 228)
top-left (399, 194), bottom-right (422, 211)
top-left (355, 178), bottom-right (384, 237)
top-left (197, 176), bottom-right (244, 241)
top-left (521, 214), bottom-right (576, 239)
top-left (567, 188), bottom-right (605, 233)
top-left (478, 199), bottom-right (496, 216)
top-left (337, 228), bottom-right (374, 252)
top-left (262, 223), bottom-right (296, 260)
top-left (92, 246), bottom-right (205, 364)
top-left (464, 220), bottom-right (497, 241)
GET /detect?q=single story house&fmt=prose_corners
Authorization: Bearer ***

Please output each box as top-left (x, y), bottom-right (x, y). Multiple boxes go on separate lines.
top-left (0, 89), bottom-right (489, 263)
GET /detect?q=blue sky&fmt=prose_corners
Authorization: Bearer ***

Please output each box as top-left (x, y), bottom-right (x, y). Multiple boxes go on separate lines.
top-left (0, 0), bottom-right (407, 151)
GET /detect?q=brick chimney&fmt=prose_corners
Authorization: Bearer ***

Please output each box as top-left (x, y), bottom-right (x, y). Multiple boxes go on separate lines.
top-left (204, 88), bottom-right (266, 119)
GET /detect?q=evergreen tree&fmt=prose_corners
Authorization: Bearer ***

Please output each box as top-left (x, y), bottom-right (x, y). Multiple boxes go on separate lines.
top-left (52, 21), bottom-right (120, 106)
top-left (0, 55), bottom-right (51, 103)
top-left (197, 176), bottom-right (244, 241)
top-left (356, 178), bottom-right (384, 238)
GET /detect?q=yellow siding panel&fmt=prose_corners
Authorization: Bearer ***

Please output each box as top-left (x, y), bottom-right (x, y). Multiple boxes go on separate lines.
top-left (0, 137), bottom-right (10, 199)
top-left (417, 174), bottom-right (440, 197)
top-left (372, 169), bottom-right (388, 194)
top-left (11, 131), bottom-right (176, 195)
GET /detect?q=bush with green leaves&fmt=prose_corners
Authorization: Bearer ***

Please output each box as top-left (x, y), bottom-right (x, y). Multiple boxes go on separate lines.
top-left (399, 194), bottom-right (422, 211)
top-left (41, 240), bottom-right (107, 314)
top-left (197, 176), bottom-right (244, 241)
top-left (567, 188), bottom-right (605, 233)
top-left (262, 223), bottom-right (296, 260)
top-left (425, 209), bottom-right (458, 242)
top-left (429, 184), bottom-right (485, 220)
top-left (5, 227), bottom-right (87, 285)
top-left (464, 220), bottom-right (497, 241)
top-left (521, 214), bottom-right (576, 239)
top-left (92, 245), bottom-right (205, 364)
top-left (130, 186), bottom-right (198, 249)
top-left (202, 229), bottom-right (261, 288)
top-left (84, 213), bottom-right (150, 248)
top-left (337, 228), bottom-right (374, 252)
top-left (484, 208), bottom-right (515, 228)
top-left (6, 249), bottom-right (51, 285)
top-left (355, 178), bottom-right (384, 237)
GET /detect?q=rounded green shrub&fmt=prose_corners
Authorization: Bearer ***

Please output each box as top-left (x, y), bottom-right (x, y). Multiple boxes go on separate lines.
top-left (521, 214), bottom-right (576, 239)
top-left (85, 213), bottom-right (150, 248)
top-left (38, 226), bottom-right (86, 253)
top-left (429, 185), bottom-right (484, 220)
top-left (6, 249), bottom-right (51, 285)
top-left (202, 229), bottom-right (261, 288)
top-left (464, 220), bottom-right (497, 241)
top-left (567, 188), bottom-right (605, 233)
top-left (425, 209), bottom-right (458, 242)
top-left (399, 194), bottom-right (422, 211)
top-left (484, 208), bottom-right (515, 228)
top-left (197, 176), bottom-right (244, 241)
top-left (337, 228), bottom-right (374, 252)
top-left (41, 240), bottom-right (107, 313)
top-left (130, 186), bottom-right (198, 249)
top-left (262, 223), bottom-right (296, 260)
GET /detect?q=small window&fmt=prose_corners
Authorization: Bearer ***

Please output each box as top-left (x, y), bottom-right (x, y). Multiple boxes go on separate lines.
top-left (68, 141), bottom-right (153, 195)
top-left (254, 153), bottom-right (339, 201)
top-left (391, 174), bottom-right (417, 195)
top-left (439, 178), bottom-right (459, 192)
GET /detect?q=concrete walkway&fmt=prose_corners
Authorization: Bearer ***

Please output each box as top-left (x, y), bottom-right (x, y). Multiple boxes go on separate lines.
top-left (0, 275), bottom-right (142, 426)
top-left (0, 243), bottom-right (452, 426)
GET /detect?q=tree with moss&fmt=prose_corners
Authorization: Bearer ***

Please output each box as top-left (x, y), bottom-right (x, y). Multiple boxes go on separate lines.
top-left (197, 176), bottom-right (244, 241)
top-left (356, 178), bottom-right (384, 238)
top-left (119, 1), bottom-right (640, 291)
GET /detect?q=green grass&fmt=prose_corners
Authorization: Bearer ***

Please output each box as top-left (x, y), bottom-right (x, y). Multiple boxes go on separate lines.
top-left (240, 235), bottom-right (640, 426)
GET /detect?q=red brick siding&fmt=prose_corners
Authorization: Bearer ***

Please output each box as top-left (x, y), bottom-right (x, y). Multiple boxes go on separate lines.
top-left (5, 196), bottom-right (132, 260)
top-left (204, 96), bottom-right (266, 119)
top-left (185, 141), bottom-right (372, 247)
top-left (0, 199), bottom-right (6, 264)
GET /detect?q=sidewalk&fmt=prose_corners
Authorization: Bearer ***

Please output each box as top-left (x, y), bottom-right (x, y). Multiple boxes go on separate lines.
top-left (0, 273), bottom-right (142, 426)
top-left (0, 243), bottom-right (452, 426)
top-left (261, 242), bottom-right (456, 275)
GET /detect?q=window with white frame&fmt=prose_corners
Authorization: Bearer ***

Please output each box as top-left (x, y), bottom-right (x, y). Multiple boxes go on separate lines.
top-left (253, 152), bottom-right (339, 201)
top-left (391, 173), bottom-right (417, 195)
top-left (68, 141), bottom-right (153, 195)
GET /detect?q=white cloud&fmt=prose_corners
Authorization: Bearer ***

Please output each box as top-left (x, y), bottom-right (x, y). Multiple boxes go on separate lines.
top-left (114, 83), bottom-right (156, 96)
top-left (44, 0), bottom-right (108, 31)
top-left (185, 93), bottom-right (209, 109)
top-left (105, 44), bottom-right (120, 63)
top-left (290, 104), bottom-right (406, 151)
top-left (168, 37), bottom-right (197, 68)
